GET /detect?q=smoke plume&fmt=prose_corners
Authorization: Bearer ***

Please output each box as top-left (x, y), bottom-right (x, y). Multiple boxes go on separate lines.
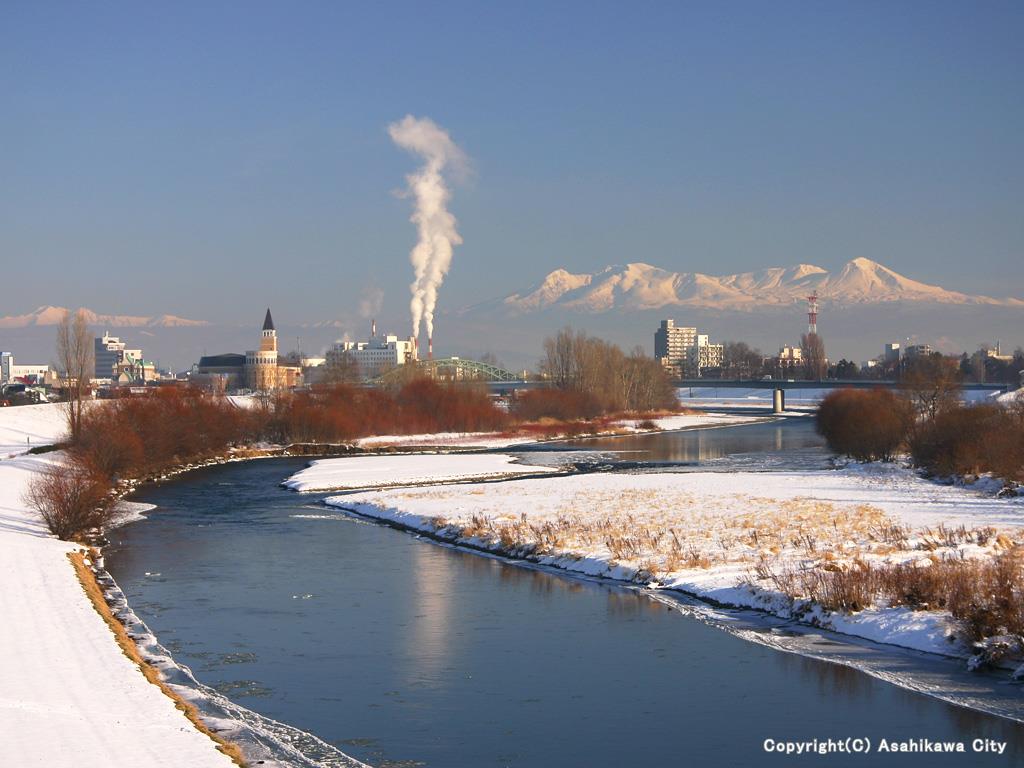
top-left (387, 115), bottom-right (467, 346)
top-left (358, 286), bottom-right (384, 320)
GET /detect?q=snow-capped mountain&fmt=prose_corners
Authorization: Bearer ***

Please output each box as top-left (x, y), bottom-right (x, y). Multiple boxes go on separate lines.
top-left (0, 306), bottom-right (209, 329)
top-left (482, 258), bottom-right (1022, 314)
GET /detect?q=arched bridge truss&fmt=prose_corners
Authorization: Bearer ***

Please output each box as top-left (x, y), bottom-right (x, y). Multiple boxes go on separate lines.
top-left (375, 357), bottom-right (520, 384)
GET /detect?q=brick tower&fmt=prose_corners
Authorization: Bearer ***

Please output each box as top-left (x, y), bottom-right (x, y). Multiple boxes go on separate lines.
top-left (246, 308), bottom-right (279, 390)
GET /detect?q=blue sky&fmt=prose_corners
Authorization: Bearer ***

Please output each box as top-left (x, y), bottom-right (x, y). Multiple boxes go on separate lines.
top-left (1, 1), bottom-right (1021, 329)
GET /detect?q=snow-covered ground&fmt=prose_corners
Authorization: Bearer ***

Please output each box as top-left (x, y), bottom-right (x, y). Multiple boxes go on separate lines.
top-left (324, 464), bottom-right (1024, 659)
top-left (283, 453), bottom-right (556, 492)
top-left (0, 404), bottom-right (236, 768)
top-left (613, 412), bottom-right (770, 431)
top-left (0, 401), bottom-right (67, 456)
top-left (354, 431), bottom-right (535, 449)
top-left (353, 411), bottom-right (768, 449)
top-left (999, 388), bottom-right (1023, 404)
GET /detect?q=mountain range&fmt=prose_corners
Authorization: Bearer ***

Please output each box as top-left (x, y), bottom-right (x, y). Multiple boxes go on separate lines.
top-left (478, 258), bottom-right (1023, 315)
top-left (2, 260), bottom-right (1021, 369)
top-left (0, 306), bottom-right (209, 330)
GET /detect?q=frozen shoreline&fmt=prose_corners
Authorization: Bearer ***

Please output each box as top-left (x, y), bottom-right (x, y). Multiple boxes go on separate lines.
top-left (0, 405), bottom-right (240, 768)
top-left (0, 404), bottom-right (369, 768)
top-left (320, 463), bottom-right (1024, 668)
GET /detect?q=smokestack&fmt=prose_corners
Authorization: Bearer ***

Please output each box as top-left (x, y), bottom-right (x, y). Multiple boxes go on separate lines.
top-left (428, 336), bottom-right (433, 361)
top-left (371, 318), bottom-right (376, 338)
top-left (388, 115), bottom-right (467, 348)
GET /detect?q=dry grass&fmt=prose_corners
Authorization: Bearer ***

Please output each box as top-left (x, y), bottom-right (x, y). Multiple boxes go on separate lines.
top-left (68, 551), bottom-right (247, 767)
top-left (753, 547), bottom-right (1024, 644)
top-left (410, 482), bottom-right (1024, 647)
top-left (408, 487), bottom-right (901, 576)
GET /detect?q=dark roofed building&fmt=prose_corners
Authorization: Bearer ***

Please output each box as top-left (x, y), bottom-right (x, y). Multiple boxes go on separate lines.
top-left (191, 309), bottom-right (301, 392)
top-left (193, 352), bottom-right (247, 391)
top-left (197, 353), bottom-right (246, 369)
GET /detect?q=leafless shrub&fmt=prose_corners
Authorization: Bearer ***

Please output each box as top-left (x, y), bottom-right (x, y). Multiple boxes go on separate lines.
top-left (816, 388), bottom-right (914, 462)
top-left (24, 463), bottom-right (115, 541)
top-left (910, 403), bottom-right (1024, 482)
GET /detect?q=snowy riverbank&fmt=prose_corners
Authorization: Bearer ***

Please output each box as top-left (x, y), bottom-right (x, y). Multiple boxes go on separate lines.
top-left (321, 462), bottom-right (1024, 663)
top-left (283, 453), bottom-right (557, 492)
top-left (349, 410), bottom-right (769, 449)
top-left (0, 404), bottom-right (239, 768)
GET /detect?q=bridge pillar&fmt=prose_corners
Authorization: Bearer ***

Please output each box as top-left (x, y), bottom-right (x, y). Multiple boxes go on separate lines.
top-left (773, 388), bottom-right (785, 414)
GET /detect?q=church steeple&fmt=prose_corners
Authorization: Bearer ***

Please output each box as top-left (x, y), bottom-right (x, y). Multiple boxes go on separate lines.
top-left (262, 308), bottom-right (275, 332)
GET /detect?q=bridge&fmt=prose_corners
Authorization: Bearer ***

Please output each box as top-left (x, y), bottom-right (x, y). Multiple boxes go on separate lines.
top-left (675, 379), bottom-right (1011, 391)
top-left (375, 357), bottom-right (524, 386)
top-left (675, 378), bottom-right (1012, 413)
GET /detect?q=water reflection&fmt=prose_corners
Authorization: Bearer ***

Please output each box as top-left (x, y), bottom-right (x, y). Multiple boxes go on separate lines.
top-left (406, 540), bottom-right (454, 679)
top-left (107, 451), bottom-right (1024, 768)
top-left (548, 415), bottom-right (830, 470)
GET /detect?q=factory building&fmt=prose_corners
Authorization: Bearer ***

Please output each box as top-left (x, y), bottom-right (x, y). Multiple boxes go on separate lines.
top-left (326, 321), bottom-right (418, 380)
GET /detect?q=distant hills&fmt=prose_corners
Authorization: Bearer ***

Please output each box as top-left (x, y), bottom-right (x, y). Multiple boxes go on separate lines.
top-left (471, 258), bottom-right (1023, 315)
top-left (2, 260), bottom-right (1021, 370)
top-left (0, 306), bottom-right (209, 330)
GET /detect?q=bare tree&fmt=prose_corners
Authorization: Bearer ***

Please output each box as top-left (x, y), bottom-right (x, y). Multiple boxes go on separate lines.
top-left (723, 341), bottom-right (765, 379)
top-left (540, 327), bottom-right (676, 413)
top-left (800, 333), bottom-right (827, 381)
top-left (541, 327), bottom-right (577, 389)
top-left (57, 309), bottom-right (94, 441)
top-left (322, 354), bottom-right (362, 385)
top-left (900, 354), bottom-right (961, 420)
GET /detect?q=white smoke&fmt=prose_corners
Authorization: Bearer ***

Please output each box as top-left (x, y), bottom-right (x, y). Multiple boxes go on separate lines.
top-left (358, 286), bottom-right (384, 320)
top-left (387, 115), bottom-right (467, 346)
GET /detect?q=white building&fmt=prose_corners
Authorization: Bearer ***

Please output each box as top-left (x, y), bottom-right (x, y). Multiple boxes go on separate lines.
top-left (655, 320), bottom-right (723, 377)
top-left (1, 352), bottom-right (55, 385)
top-left (326, 326), bottom-right (417, 379)
top-left (654, 320), bottom-right (697, 367)
top-left (687, 335), bottom-right (724, 376)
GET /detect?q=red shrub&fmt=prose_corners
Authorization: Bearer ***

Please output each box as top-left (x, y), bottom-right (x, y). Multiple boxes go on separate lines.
top-left (511, 388), bottom-right (605, 421)
top-left (816, 388), bottom-right (913, 462)
top-left (74, 388), bottom-right (250, 479)
top-left (271, 378), bottom-right (507, 443)
top-left (910, 403), bottom-right (1024, 480)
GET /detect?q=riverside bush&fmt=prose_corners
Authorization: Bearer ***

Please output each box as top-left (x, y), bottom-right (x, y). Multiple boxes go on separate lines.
top-left (271, 379), bottom-right (508, 442)
top-left (816, 389), bottom-right (914, 462)
top-left (511, 388), bottom-right (605, 421)
top-left (909, 403), bottom-right (1024, 481)
top-left (75, 388), bottom-right (250, 479)
top-left (24, 463), bottom-right (115, 541)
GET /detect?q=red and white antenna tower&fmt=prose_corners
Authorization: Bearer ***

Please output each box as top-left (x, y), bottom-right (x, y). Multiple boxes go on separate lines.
top-left (806, 291), bottom-right (819, 335)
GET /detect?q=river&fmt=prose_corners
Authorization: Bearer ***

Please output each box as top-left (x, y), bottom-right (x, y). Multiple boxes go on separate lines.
top-left (106, 417), bottom-right (1024, 767)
